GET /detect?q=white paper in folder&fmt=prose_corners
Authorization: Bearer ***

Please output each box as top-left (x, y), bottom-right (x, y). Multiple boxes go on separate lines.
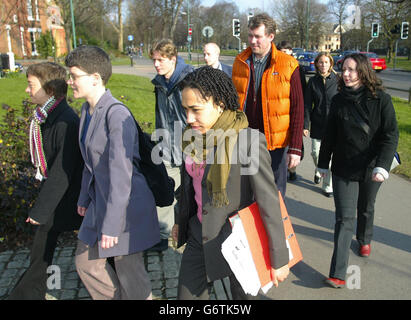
top-left (221, 215), bottom-right (261, 296)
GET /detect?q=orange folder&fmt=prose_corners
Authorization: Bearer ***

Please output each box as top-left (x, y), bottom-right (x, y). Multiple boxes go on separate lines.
top-left (233, 192), bottom-right (303, 288)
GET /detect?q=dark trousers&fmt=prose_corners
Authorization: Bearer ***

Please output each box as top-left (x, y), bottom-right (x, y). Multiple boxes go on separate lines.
top-left (329, 174), bottom-right (382, 280)
top-left (7, 225), bottom-right (60, 300)
top-left (177, 216), bottom-right (259, 300)
top-left (269, 147), bottom-right (288, 199)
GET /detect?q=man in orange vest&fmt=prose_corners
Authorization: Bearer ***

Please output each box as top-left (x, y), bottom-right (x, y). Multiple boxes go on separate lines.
top-left (232, 13), bottom-right (304, 198)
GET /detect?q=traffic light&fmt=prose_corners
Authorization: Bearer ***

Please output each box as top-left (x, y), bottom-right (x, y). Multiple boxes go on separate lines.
top-left (371, 23), bottom-right (379, 38)
top-left (188, 27), bottom-right (192, 36)
top-left (391, 24), bottom-right (401, 34)
top-left (233, 19), bottom-right (240, 37)
top-left (401, 22), bottom-right (409, 40)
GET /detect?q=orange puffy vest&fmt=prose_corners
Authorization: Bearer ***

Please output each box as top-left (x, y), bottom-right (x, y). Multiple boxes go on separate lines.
top-left (232, 43), bottom-right (298, 151)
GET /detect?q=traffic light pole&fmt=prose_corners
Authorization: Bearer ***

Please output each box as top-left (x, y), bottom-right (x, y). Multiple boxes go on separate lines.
top-left (366, 39), bottom-right (373, 53)
top-left (394, 39), bottom-right (399, 70)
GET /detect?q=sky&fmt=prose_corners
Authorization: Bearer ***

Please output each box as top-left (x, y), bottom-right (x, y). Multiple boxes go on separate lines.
top-left (201, 0), bottom-right (328, 13)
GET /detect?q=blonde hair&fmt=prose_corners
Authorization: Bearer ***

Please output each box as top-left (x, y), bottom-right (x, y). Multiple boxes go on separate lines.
top-left (314, 52), bottom-right (334, 74)
top-left (149, 39), bottom-right (177, 59)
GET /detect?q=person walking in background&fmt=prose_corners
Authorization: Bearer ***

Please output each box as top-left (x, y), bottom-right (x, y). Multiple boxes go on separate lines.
top-left (172, 66), bottom-right (289, 300)
top-left (318, 53), bottom-right (398, 288)
top-left (66, 45), bottom-right (160, 299)
top-left (232, 13), bottom-right (304, 199)
top-left (149, 39), bottom-right (194, 252)
top-left (203, 42), bottom-right (232, 77)
top-left (304, 52), bottom-right (339, 197)
top-left (8, 62), bottom-right (83, 300)
top-left (277, 40), bottom-right (306, 182)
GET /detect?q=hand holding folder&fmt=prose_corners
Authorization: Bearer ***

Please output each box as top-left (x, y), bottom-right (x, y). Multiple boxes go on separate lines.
top-left (221, 191), bottom-right (302, 295)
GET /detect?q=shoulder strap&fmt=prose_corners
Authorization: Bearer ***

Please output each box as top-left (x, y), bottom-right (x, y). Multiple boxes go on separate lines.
top-left (350, 104), bottom-right (370, 135)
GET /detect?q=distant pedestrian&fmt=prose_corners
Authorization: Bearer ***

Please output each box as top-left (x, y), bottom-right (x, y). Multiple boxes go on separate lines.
top-left (66, 45), bottom-right (160, 299)
top-left (318, 53), bottom-right (398, 288)
top-left (7, 62), bottom-right (83, 300)
top-left (232, 14), bottom-right (304, 198)
top-left (149, 39), bottom-right (194, 252)
top-left (173, 66), bottom-right (289, 300)
top-left (203, 42), bottom-right (232, 77)
top-left (304, 52), bottom-right (339, 197)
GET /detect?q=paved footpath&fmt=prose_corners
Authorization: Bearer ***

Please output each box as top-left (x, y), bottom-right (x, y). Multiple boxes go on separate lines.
top-left (0, 239), bottom-right (229, 300)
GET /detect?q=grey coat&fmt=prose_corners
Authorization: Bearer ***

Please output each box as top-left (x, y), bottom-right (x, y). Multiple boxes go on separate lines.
top-left (77, 90), bottom-right (160, 258)
top-left (176, 128), bottom-right (289, 281)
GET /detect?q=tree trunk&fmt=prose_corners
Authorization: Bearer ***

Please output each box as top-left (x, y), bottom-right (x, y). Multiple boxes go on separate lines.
top-left (118, 0), bottom-right (123, 51)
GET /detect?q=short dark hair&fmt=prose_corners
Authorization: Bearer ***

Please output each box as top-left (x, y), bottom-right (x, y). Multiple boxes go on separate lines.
top-left (179, 66), bottom-right (239, 111)
top-left (65, 45), bottom-right (112, 85)
top-left (277, 41), bottom-right (292, 50)
top-left (248, 13), bottom-right (276, 36)
top-left (339, 53), bottom-right (383, 97)
top-left (26, 62), bottom-right (67, 99)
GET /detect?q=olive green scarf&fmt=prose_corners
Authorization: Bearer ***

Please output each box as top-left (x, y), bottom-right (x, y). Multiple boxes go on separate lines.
top-left (182, 109), bottom-right (249, 207)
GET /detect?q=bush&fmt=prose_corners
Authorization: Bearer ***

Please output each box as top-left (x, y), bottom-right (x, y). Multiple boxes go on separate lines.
top-left (0, 101), bottom-right (40, 236)
top-left (35, 31), bottom-right (56, 59)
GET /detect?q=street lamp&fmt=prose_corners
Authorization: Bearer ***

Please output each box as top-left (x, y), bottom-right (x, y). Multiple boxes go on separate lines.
top-left (69, 0), bottom-right (77, 48)
top-left (181, 1), bottom-right (191, 61)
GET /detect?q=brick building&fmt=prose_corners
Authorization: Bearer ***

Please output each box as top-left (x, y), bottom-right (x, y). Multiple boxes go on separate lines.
top-left (0, 0), bottom-right (67, 59)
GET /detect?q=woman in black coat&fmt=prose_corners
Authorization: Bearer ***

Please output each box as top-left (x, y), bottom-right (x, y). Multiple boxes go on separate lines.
top-left (303, 52), bottom-right (339, 197)
top-left (7, 62), bottom-right (83, 300)
top-left (318, 53), bottom-right (398, 288)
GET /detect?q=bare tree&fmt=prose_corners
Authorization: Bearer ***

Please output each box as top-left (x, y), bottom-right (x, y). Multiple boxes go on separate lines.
top-left (104, 0), bottom-right (124, 51)
top-left (272, 0), bottom-right (328, 49)
top-left (328, 0), bottom-right (353, 50)
top-left (362, 0), bottom-right (411, 61)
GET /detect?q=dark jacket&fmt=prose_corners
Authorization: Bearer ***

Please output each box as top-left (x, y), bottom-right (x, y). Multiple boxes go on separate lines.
top-left (29, 98), bottom-right (83, 231)
top-left (221, 63), bottom-right (232, 77)
top-left (304, 71), bottom-right (339, 139)
top-left (151, 56), bottom-right (194, 164)
top-left (318, 88), bottom-right (399, 181)
top-left (176, 128), bottom-right (289, 281)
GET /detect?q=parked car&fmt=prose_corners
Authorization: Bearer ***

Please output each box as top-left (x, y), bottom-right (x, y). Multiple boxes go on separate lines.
top-left (335, 51), bottom-right (386, 72)
top-left (297, 51), bottom-right (318, 73)
top-left (361, 52), bottom-right (387, 72)
top-left (334, 50), bottom-right (359, 70)
top-left (292, 48), bottom-right (304, 59)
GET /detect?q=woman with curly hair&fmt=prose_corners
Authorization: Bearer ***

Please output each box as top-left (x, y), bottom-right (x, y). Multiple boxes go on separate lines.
top-left (318, 53), bottom-right (398, 288)
top-left (172, 66), bottom-right (290, 300)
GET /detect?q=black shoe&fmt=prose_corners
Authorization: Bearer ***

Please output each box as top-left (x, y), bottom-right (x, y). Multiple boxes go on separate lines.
top-left (314, 175), bottom-right (321, 184)
top-left (288, 171), bottom-right (297, 181)
top-left (146, 239), bottom-right (169, 252)
top-left (322, 191), bottom-right (333, 198)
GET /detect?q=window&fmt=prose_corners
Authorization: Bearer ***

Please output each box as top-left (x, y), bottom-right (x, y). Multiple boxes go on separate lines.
top-left (28, 28), bottom-right (41, 56)
top-left (27, 0), bottom-right (34, 21)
